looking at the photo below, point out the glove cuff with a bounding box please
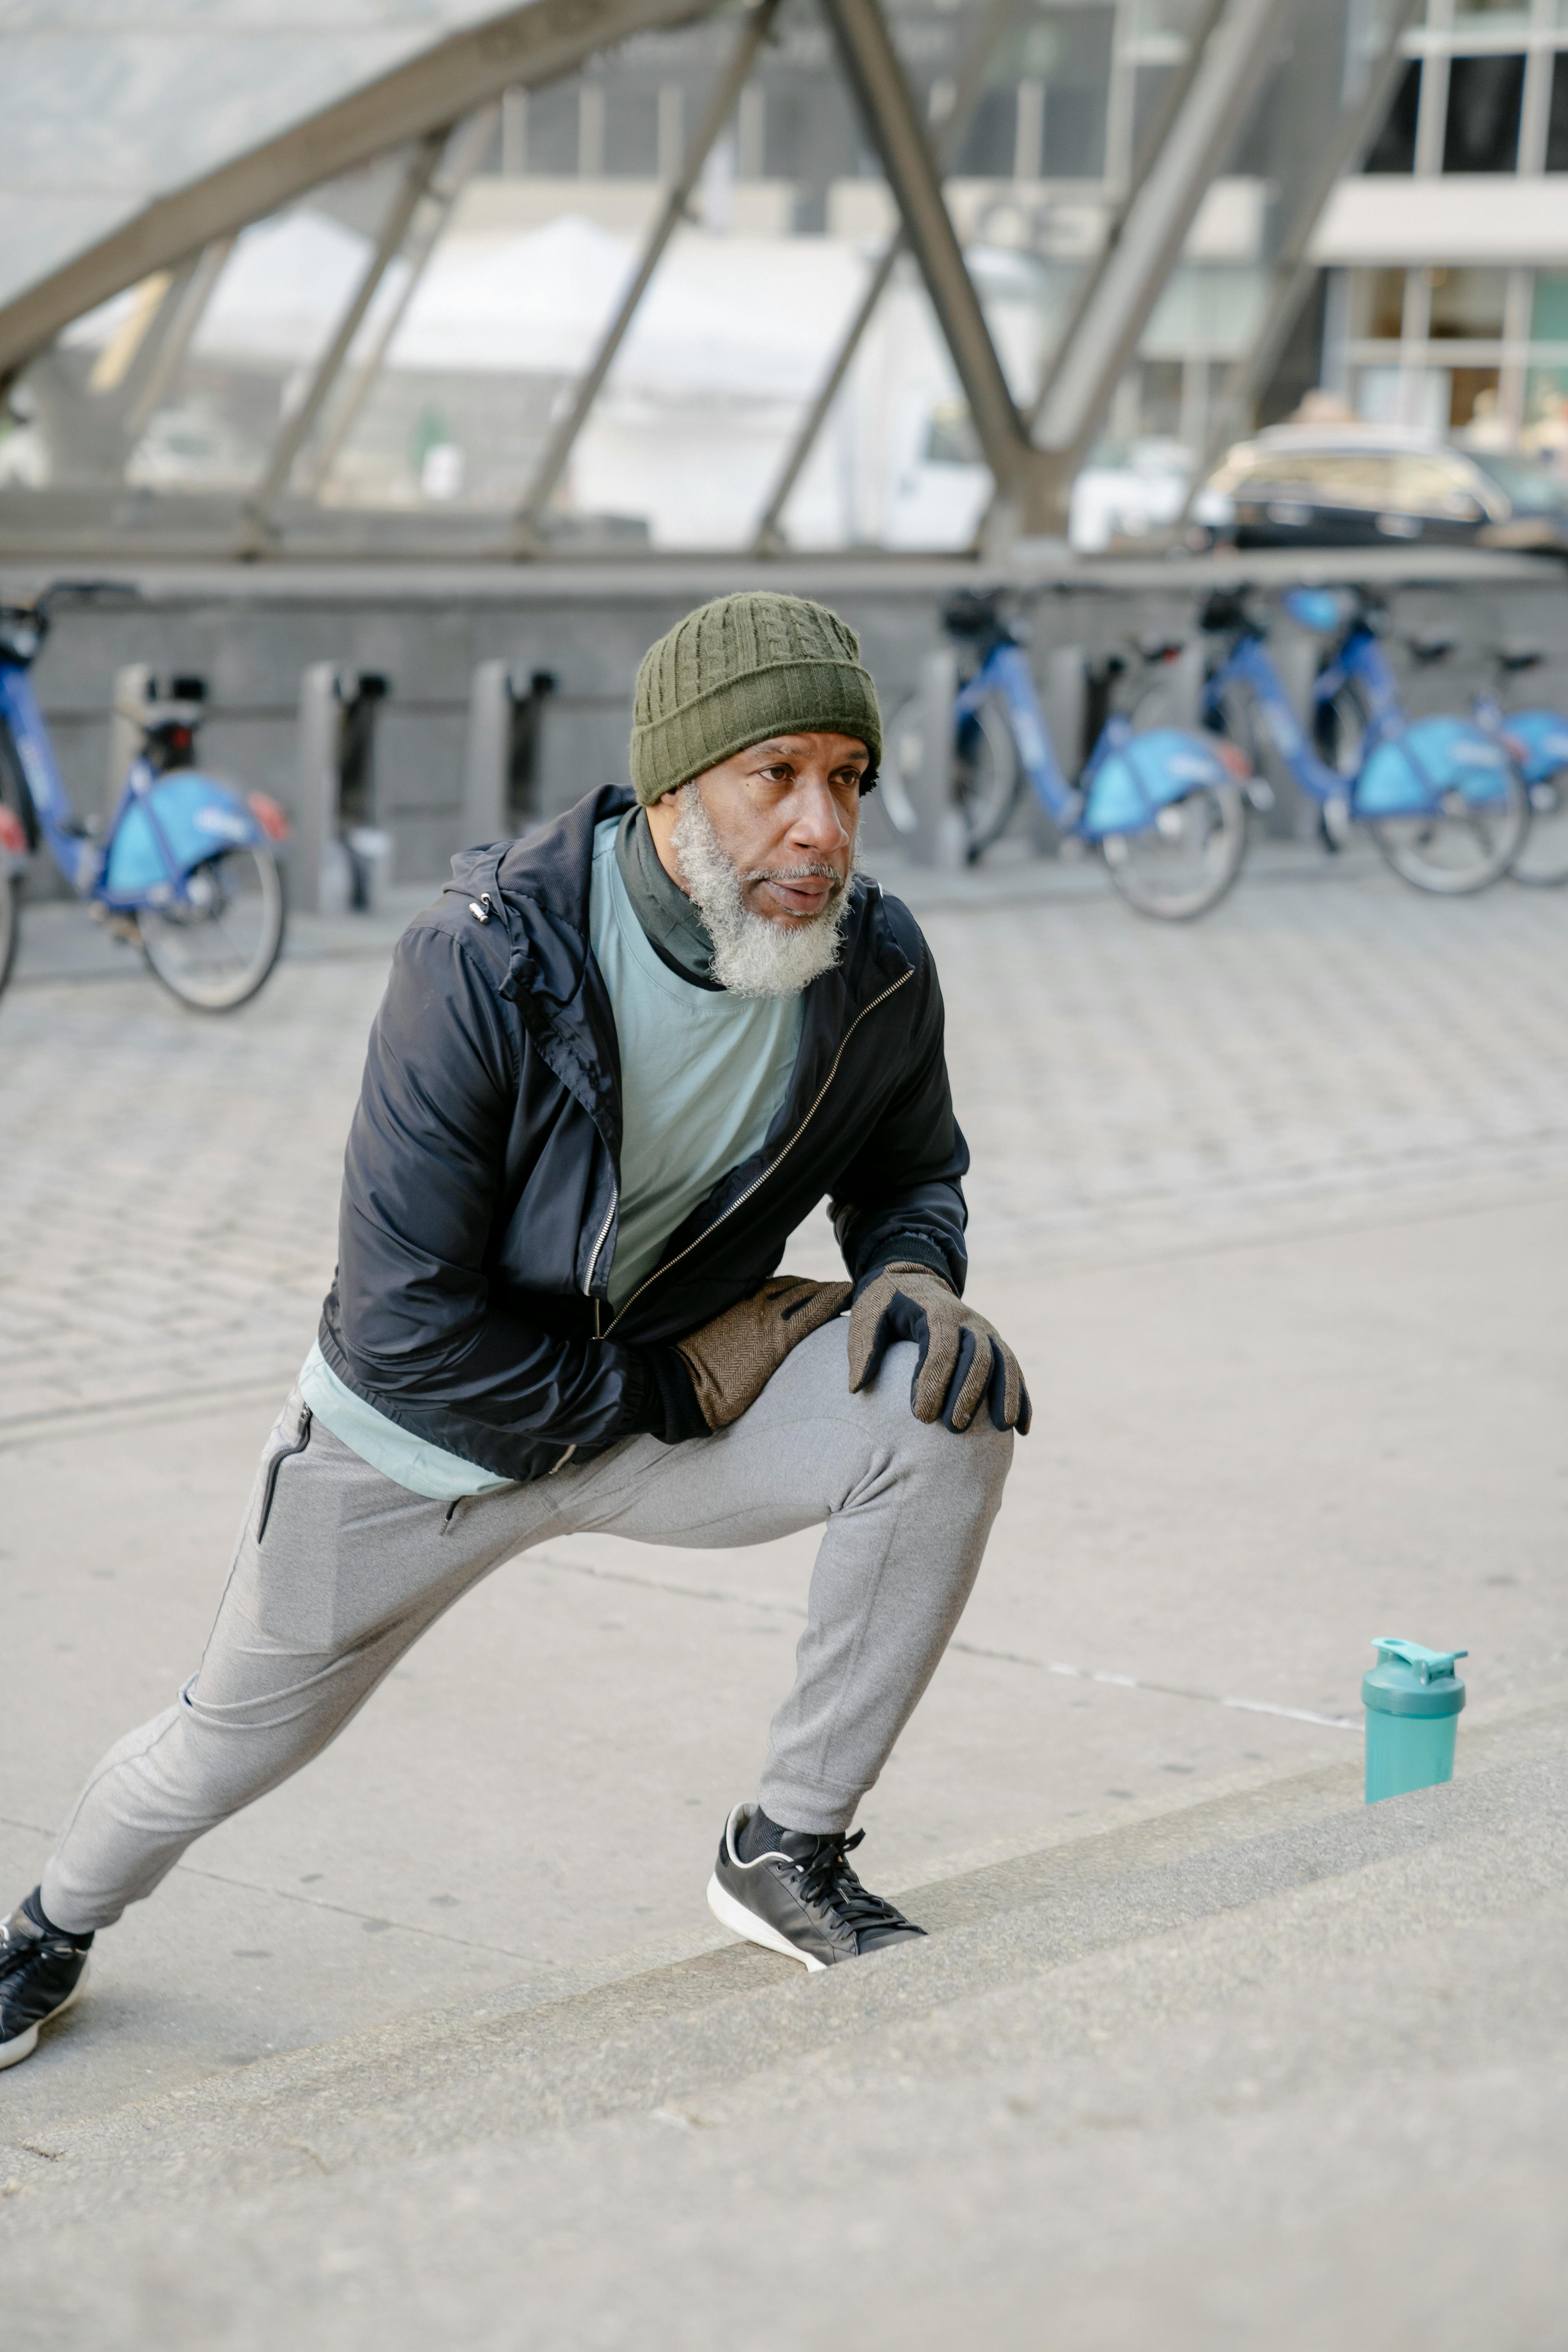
[851,1245,955,1303]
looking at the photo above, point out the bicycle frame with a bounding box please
[965,637,1238,838]
[1205,617,1513,821]
[0,657,267,911]
[960,640,1079,824]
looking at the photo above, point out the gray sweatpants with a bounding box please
[41,1324,1012,1935]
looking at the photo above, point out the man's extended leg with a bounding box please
[34,1389,561,1937]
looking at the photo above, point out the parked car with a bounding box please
[1193,426,1568,555]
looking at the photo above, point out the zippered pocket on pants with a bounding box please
[257,1405,312,1544]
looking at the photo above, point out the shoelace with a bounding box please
[791,1830,913,1938]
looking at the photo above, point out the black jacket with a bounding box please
[318,786,969,1483]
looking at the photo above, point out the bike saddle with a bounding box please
[1198,589,1259,635]
[1136,633,1185,664]
[942,588,1007,640]
[1498,646,1544,673]
[1406,635,1455,665]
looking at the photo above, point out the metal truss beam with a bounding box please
[0,0,728,381]
[1024,0,1227,437]
[751,0,1023,554]
[819,0,1057,535]
[1180,0,1425,506]
[236,135,448,555]
[508,0,783,554]
[1029,0,1295,524]
[121,236,236,443]
[303,107,500,502]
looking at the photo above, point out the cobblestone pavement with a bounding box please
[2,859,1566,1432]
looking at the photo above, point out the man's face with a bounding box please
[648,731,867,925]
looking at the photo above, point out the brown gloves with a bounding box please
[673,1274,852,1431]
[847,1262,1030,1434]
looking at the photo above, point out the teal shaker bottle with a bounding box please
[1363,1638,1467,1803]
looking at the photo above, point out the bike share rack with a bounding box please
[460,661,555,849]
[294,664,391,915]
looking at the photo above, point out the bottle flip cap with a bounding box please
[1362,1637,1468,1719]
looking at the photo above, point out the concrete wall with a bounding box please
[6,547,1566,897]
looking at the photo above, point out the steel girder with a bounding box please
[0,0,730,384]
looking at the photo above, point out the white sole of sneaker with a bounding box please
[0,1963,89,2072]
[706,1874,826,1971]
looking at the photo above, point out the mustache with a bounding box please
[743,861,845,889]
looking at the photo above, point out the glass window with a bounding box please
[1425,266,1508,337]
[1548,56,1568,171]
[1364,61,1420,173]
[1454,0,1529,23]
[1523,367,1568,458]
[1473,449,1568,510]
[956,7,1113,183]
[1532,272,1568,339]
[1240,449,1399,508]
[1384,452,1490,514]
[1443,54,1525,173]
[1349,267,1408,341]
[1442,365,1501,430]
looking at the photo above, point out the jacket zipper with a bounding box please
[600,967,912,1339]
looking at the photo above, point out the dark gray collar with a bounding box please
[614,808,722,989]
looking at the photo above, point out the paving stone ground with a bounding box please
[4,850,1566,1432]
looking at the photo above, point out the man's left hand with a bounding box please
[848,1263,1030,1434]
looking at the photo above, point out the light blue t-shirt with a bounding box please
[301,820,803,1497]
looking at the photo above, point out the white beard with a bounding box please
[671,784,852,999]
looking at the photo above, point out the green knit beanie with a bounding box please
[629,591,882,806]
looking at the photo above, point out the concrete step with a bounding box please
[4,1699,1565,2352]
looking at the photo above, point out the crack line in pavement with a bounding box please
[0,1814,539,1962]
[528,1550,1358,1731]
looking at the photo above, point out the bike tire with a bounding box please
[1367,762,1530,896]
[954,688,1022,858]
[1510,768,1568,886]
[880,687,1021,858]
[0,874,18,1002]
[1100,781,1249,921]
[138,844,285,1011]
[880,693,925,837]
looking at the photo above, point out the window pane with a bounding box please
[1349,267,1407,340]
[1243,450,1397,507]
[1443,54,1524,173]
[1365,61,1420,173]
[1385,452,1487,512]
[1533,271,1568,339]
[1523,367,1568,457]
[1425,265,1508,336]
[1548,56,1568,171]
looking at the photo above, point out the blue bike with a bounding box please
[884,591,1256,920]
[1200,586,1529,897]
[0,584,289,1009]
[1416,637,1568,889]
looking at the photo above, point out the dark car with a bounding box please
[1195,427,1568,555]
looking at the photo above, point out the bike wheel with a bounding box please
[138,845,285,1011]
[880,688,1020,858]
[880,693,924,837]
[1367,764,1529,895]
[1100,782,1248,921]
[1510,768,1568,886]
[954,688,1021,857]
[0,874,18,1001]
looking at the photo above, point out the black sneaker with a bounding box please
[707,1802,927,1971]
[0,1895,93,2071]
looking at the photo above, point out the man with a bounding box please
[0,591,1028,2069]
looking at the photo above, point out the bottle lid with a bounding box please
[1362,1636,1467,1719]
